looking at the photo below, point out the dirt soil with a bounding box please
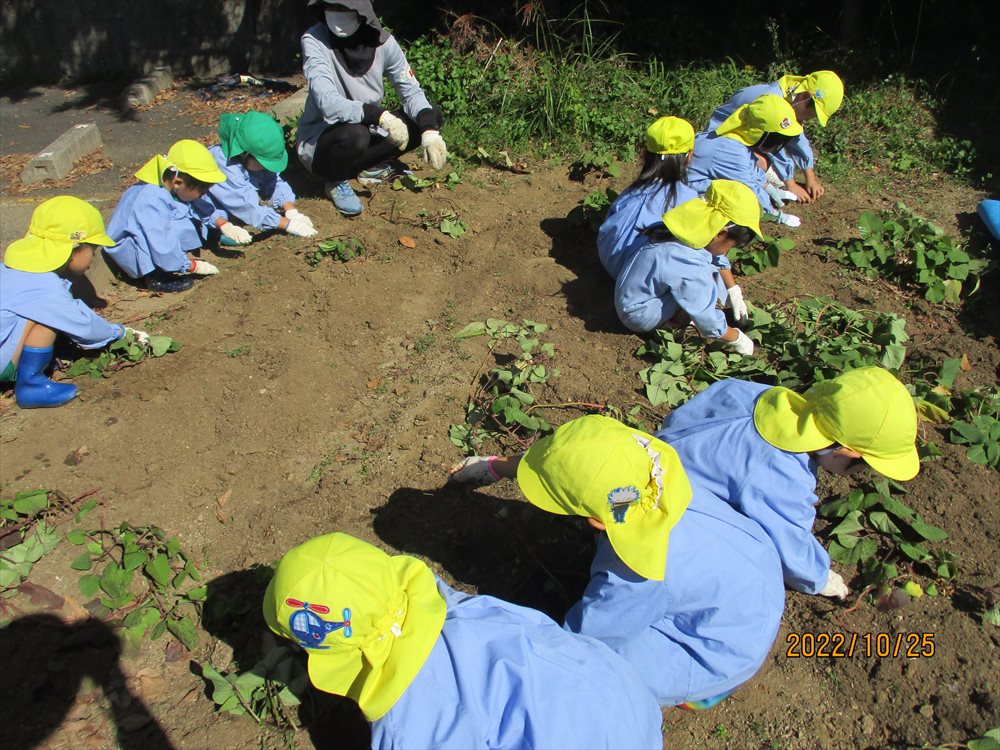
[1,84,998,750]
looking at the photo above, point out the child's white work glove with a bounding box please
[726,285,749,325]
[220,222,253,245]
[190,259,220,275]
[818,570,850,599]
[124,327,151,347]
[284,208,314,229]
[764,166,785,188]
[775,212,802,228]
[448,456,501,486]
[285,212,317,237]
[379,111,410,149]
[764,182,799,208]
[723,329,755,356]
[421,130,448,170]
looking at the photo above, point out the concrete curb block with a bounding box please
[271,87,308,126]
[19,123,103,185]
[121,66,174,110]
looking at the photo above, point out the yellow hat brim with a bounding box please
[4,228,114,273]
[753,387,834,453]
[517,429,692,581]
[663,197,728,249]
[4,236,73,273]
[715,106,759,146]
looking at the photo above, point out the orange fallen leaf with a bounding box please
[960,353,971,370]
[216,488,232,523]
[398,235,417,248]
[367,377,381,391]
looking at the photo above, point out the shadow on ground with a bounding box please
[540,216,623,333]
[372,484,595,621]
[0,614,173,749]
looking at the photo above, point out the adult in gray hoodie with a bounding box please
[297,1,448,215]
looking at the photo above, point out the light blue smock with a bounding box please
[203,145,296,230]
[105,184,210,278]
[655,379,830,594]
[707,82,816,182]
[372,579,663,750]
[0,264,124,369]
[686,132,774,214]
[297,24,432,172]
[564,491,785,707]
[614,237,728,336]
[597,180,700,278]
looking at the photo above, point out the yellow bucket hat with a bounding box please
[663,179,763,249]
[134,139,226,186]
[4,196,114,274]
[645,116,695,155]
[753,367,919,480]
[779,71,844,127]
[715,93,804,146]
[263,533,446,721]
[516,415,693,581]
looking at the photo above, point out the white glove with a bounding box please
[764,166,785,188]
[285,208,314,230]
[818,570,850,599]
[764,183,799,208]
[775,212,802,228]
[726,285,749,324]
[379,111,410,149]
[722,329,754,355]
[285,212,317,237]
[448,456,501,486]
[190,259,220,275]
[421,130,448,171]
[125,327,150,347]
[220,222,252,245]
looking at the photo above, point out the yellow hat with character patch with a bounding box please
[4,196,114,274]
[263,533,446,721]
[753,366,919,480]
[516,415,692,580]
[716,93,803,146]
[780,71,844,127]
[663,179,763,249]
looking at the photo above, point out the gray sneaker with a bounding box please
[357,164,395,185]
[325,181,363,216]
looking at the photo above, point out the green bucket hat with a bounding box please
[218,111,288,173]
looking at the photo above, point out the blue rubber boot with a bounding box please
[14,346,78,409]
[979,199,1000,241]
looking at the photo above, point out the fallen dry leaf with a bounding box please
[398,235,417,248]
[216,488,232,523]
[960,353,971,370]
[366,377,382,391]
[16,582,65,611]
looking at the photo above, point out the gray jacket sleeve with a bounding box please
[381,38,432,121]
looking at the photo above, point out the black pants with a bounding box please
[311,107,442,182]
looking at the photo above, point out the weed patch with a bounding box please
[65,331,181,379]
[637,297,908,408]
[308,236,365,266]
[834,204,990,304]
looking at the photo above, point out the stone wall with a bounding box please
[0,0,313,85]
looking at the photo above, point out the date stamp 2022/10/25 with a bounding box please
[785,632,935,658]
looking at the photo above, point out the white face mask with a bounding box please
[326,9,362,37]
